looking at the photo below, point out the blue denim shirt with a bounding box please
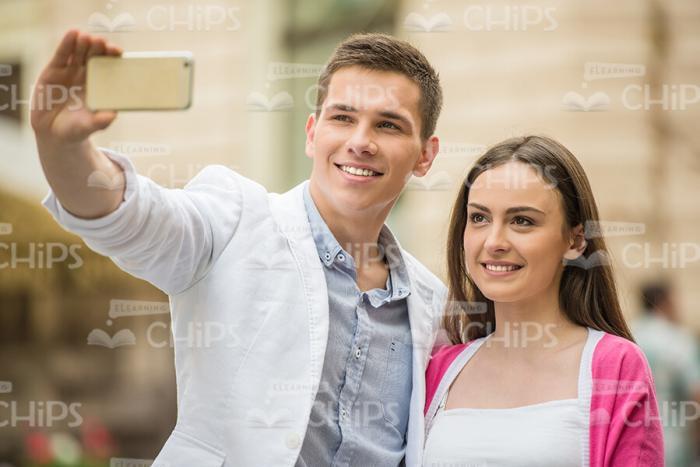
[296,185,413,467]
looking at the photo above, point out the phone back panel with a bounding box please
[86,53,193,111]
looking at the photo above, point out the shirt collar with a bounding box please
[303,184,345,267]
[302,184,411,301]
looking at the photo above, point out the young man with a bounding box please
[33,30,446,466]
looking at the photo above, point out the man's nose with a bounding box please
[346,123,377,157]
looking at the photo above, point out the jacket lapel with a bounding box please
[268,181,330,392]
[404,267,439,465]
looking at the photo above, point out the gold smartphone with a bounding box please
[86,52,193,111]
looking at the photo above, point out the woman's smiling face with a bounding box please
[463,161,575,304]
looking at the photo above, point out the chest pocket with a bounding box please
[380,339,413,437]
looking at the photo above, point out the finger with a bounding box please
[73,33,90,67]
[49,29,79,68]
[105,44,123,57]
[92,110,118,131]
[86,38,106,60]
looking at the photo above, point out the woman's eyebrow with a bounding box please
[467,202,545,215]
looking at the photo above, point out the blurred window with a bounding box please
[0,62,21,124]
[0,289,31,343]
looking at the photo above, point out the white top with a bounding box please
[423,328,601,467]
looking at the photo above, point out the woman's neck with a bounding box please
[488,290,587,355]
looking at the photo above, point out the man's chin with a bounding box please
[330,192,386,215]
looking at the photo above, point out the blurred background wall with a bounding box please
[0,0,698,465]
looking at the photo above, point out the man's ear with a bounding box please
[412,135,440,177]
[563,223,588,261]
[305,113,317,159]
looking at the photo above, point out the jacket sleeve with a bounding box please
[590,335,665,467]
[42,149,244,295]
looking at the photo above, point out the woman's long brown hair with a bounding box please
[443,135,635,344]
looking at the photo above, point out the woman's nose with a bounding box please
[483,224,511,254]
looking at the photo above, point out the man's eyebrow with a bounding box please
[378,110,413,129]
[467,202,546,216]
[326,103,357,113]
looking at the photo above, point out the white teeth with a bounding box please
[340,165,378,177]
[484,264,520,272]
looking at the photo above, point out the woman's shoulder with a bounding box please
[427,341,476,376]
[425,340,482,392]
[424,341,476,414]
[590,330,654,381]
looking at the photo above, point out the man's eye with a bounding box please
[332,114,352,122]
[378,121,400,130]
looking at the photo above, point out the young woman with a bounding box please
[423,136,663,466]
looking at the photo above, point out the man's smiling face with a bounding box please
[305,66,438,218]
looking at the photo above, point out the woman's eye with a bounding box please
[469,213,487,224]
[378,121,400,130]
[513,216,533,226]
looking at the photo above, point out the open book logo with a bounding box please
[564,250,610,269]
[562,91,610,112]
[87,170,125,191]
[406,171,453,191]
[242,237,297,270]
[246,407,294,428]
[246,91,294,112]
[0,381,12,394]
[590,408,611,426]
[403,12,453,32]
[87,328,136,348]
[87,12,136,32]
[413,281,435,305]
[243,254,296,271]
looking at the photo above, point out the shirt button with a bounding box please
[338,253,345,262]
[341,408,347,418]
[324,252,331,261]
[355,349,361,359]
[286,433,301,449]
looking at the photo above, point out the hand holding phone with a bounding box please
[30,29,123,143]
[32,29,129,220]
[32,30,196,220]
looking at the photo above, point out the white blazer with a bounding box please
[43,151,448,467]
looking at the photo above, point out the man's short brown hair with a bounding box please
[316,33,442,140]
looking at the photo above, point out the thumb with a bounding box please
[91,110,118,131]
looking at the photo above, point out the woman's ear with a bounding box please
[563,223,588,260]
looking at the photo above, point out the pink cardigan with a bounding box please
[424,330,664,466]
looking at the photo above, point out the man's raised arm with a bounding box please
[32,29,124,219]
[32,30,245,295]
